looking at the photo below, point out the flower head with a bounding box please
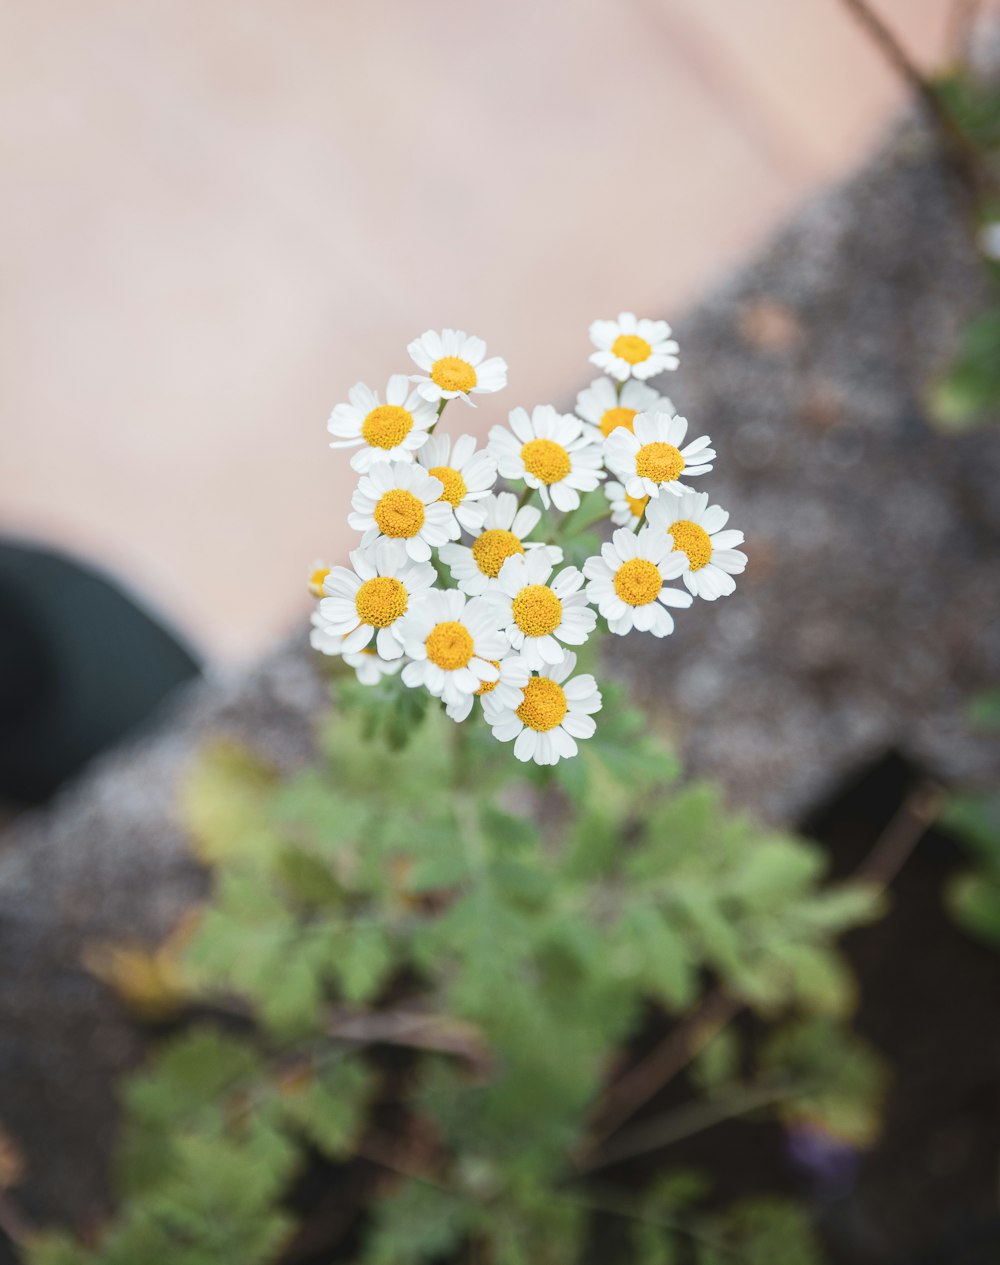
[604,412,715,500]
[349,461,460,563]
[483,651,601,765]
[328,375,438,473]
[310,611,405,685]
[589,313,679,382]
[399,590,509,707]
[603,482,648,530]
[487,550,596,671]
[439,492,562,596]
[646,491,747,600]
[416,433,497,535]
[583,527,693,636]
[407,329,508,405]
[307,559,332,597]
[445,653,532,723]
[488,405,604,512]
[575,377,674,438]
[319,542,436,659]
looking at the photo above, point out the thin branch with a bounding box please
[835,0,985,196]
[577,987,742,1160]
[852,780,946,889]
[556,1185,742,1259]
[578,1081,806,1174]
[328,1005,491,1071]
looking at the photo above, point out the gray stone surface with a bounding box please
[3,114,1000,1228]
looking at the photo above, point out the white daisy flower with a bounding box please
[327,375,437,473]
[646,491,748,601]
[445,654,532,723]
[318,542,436,659]
[348,461,459,563]
[483,651,602,766]
[407,329,508,406]
[309,611,405,685]
[487,550,596,671]
[603,481,649,530]
[575,376,674,439]
[416,433,497,535]
[399,589,509,708]
[487,405,604,513]
[604,412,715,500]
[583,527,693,636]
[589,312,679,382]
[439,492,562,596]
[307,559,331,597]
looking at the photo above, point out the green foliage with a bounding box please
[31,684,883,1264]
[941,691,1000,948]
[927,69,1000,430]
[759,1018,886,1147]
[931,301,1000,429]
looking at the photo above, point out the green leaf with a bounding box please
[181,742,280,865]
[760,1018,886,1147]
[947,871,1000,947]
[277,1059,374,1159]
[364,1181,478,1265]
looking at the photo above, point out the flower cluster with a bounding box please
[310,316,746,764]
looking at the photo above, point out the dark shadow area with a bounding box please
[0,541,200,815]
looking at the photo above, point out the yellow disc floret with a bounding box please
[516,676,568,732]
[613,558,662,607]
[361,404,413,450]
[626,491,648,520]
[373,489,426,538]
[472,529,524,578]
[475,659,502,696]
[635,442,685,485]
[355,576,408,628]
[512,584,563,637]
[521,438,571,485]
[668,520,713,572]
[431,356,477,393]
[611,333,652,365]
[425,620,475,671]
[600,406,638,437]
[429,465,468,507]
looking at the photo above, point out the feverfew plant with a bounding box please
[311,316,748,764]
[30,316,885,1265]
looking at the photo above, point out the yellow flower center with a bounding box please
[521,438,571,485]
[373,488,426,539]
[635,442,685,485]
[516,676,568,732]
[625,492,648,520]
[361,404,413,450]
[308,565,330,596]
[471,529,525,578]
[611,333,652,365]
[512,584,562,637]
[429,465,468,508]
[475,659,501,696]
[431,356,477,393]
[613,558,662,606]
[425,620,474,671]
[669,520,713,572]
[600,406,638,437]
[355,576,408,628]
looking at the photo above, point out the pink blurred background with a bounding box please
[0,0,987,662]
